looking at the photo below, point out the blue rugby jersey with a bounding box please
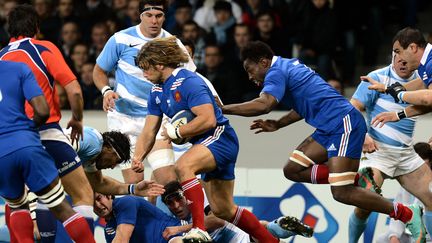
[0,61,43,157]
[418,43,432,88]
[262,56,353,132]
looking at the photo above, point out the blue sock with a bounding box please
[36,209,57,243]
[424,210,432,236]
[0,224,10,242]
[348,212,368,243]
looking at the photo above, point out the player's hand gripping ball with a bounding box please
[169,110,196,145]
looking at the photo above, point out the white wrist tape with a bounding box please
[101,85,113,97]
[165,123,181,139]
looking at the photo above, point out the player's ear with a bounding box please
[155,64,164,71]
[260,58,271,68]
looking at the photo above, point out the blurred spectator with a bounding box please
[112,0,128,21]
[69,43,90,76]
[327,78,344,95]
[59,21,82,58]
[296,0,338,80]
[79,62,102,110]
[123,0,141,27]
[76,0,113,39]
[181,20,206,69]
[89,22,110,60]
[197,44,243,104]
[193,0,242,33]
[241,0,270,30]
[0,0,18,48]
[206,1,236,54]
[254,10,290,57]
[230,23,261,101]
[46,0,81,43]
[168,0,193,36]
[105,15,124,36]
[33,0,55,41]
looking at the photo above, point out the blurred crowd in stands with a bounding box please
[0,0,431,110]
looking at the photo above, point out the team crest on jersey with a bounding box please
[175,90,182,102]
[155,96,161,104]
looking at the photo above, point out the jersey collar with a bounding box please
[420,43,432,66]
[9,36,31,44]
[135,25,165,41]
[271,56,278,67]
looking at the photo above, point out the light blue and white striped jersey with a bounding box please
[96,25,196,117]
[352,65,419,147]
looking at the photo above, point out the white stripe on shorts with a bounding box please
[338,114,352,157]
[201,126,225,146]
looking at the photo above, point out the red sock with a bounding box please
[181,178,205,230]
[5,204,18,243]
[63,213,95,243]
[354,173,360,186]
[230,207,278,243]
[9,209,33,243]
[311,164,329,184]
[389,203,413,223]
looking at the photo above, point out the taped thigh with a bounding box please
[328,172,357,186]
[148,149,175,170]
[38,180,66,208]
[5,189,28,209]
[290,150,315,168]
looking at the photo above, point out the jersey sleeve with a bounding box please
[147,90,163,116]
[114,197,138,225]
[96,35,121,72]
[261,69,285,102]
[422,62,432,88]
[352,73,379,108]
[182,76,213,109]
[41,41,77,87]
[21,64,44,101]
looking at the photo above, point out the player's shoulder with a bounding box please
[367,65,391,80]
[31,39,60,52]
[115,195,138,207]
[0,60,25,68]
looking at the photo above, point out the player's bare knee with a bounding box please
[37,180,67,209]
[285,150,314,180]
[330,186,353,204]
[5,190,28,209]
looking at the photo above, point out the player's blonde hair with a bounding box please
[136,36,189,70]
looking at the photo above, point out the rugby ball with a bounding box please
[170,110,196,145]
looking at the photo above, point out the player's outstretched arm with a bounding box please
[29,95,50,127]
[250,109,302,134]
[113,224,134,243]
[132,115,162,173]
[364,76,425,93]
[93,64,119,112]
[397,89,432,106]
[64,80,84,145]
[222,93,278,117]
[163,225,193,240]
